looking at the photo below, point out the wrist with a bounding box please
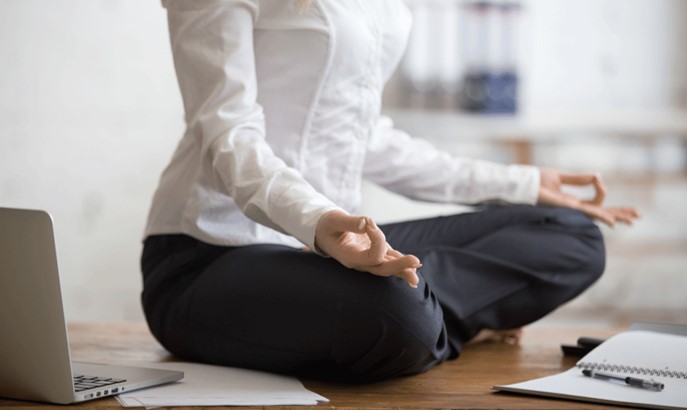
[313,210,348,257]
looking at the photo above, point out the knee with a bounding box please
[583,225,605,286]
[548,207,606,288]
[335,277,449,381]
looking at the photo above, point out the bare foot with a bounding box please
[465,327,523,346]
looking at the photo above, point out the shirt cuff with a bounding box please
[503,164,540,204]
[295,205,343,256]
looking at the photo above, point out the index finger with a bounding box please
[560,173,606,206]
[359,217,388,266]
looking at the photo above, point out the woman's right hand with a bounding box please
[314,210,421,288]
[537,168,640,227]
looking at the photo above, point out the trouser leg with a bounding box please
[141,235,452,382]
[140,205,604,381]
[380,205,605,351]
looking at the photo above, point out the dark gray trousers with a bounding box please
[141,205,604,382]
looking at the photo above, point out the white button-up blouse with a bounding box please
[144,0,540,251]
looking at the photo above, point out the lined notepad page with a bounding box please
[495,331,687,410]
[576,330,687,378]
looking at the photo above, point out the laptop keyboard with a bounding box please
[73,374,126,392]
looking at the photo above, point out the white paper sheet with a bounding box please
[114,361,329,407]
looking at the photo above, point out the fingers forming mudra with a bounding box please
[315,211,421,288]
[538,168,640,227]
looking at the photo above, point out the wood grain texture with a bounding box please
[0,323,624,409]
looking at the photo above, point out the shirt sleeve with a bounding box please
[362,115,541,205]
[164,0,341,251]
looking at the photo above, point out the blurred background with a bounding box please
[1,0,685,326]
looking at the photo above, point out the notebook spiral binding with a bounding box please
[576,362,687,379]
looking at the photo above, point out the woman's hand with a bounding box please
[314,210,421,288]
[537,168,640,227]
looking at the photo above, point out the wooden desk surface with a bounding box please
[1,323,625,409]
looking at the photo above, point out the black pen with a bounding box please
[582,369,664,392]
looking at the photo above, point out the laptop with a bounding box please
[0,207,183,404]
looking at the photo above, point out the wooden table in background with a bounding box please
[0,323,625,409]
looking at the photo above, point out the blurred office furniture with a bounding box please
[385,108,687,173]
[397,0,521,114]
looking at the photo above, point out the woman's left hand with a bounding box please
[314,210,421,287]
[537,168,640,227]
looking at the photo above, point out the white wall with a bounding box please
[0,0,183,321]
[520,0,687,113]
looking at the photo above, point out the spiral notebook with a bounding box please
[494,330,687,409]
